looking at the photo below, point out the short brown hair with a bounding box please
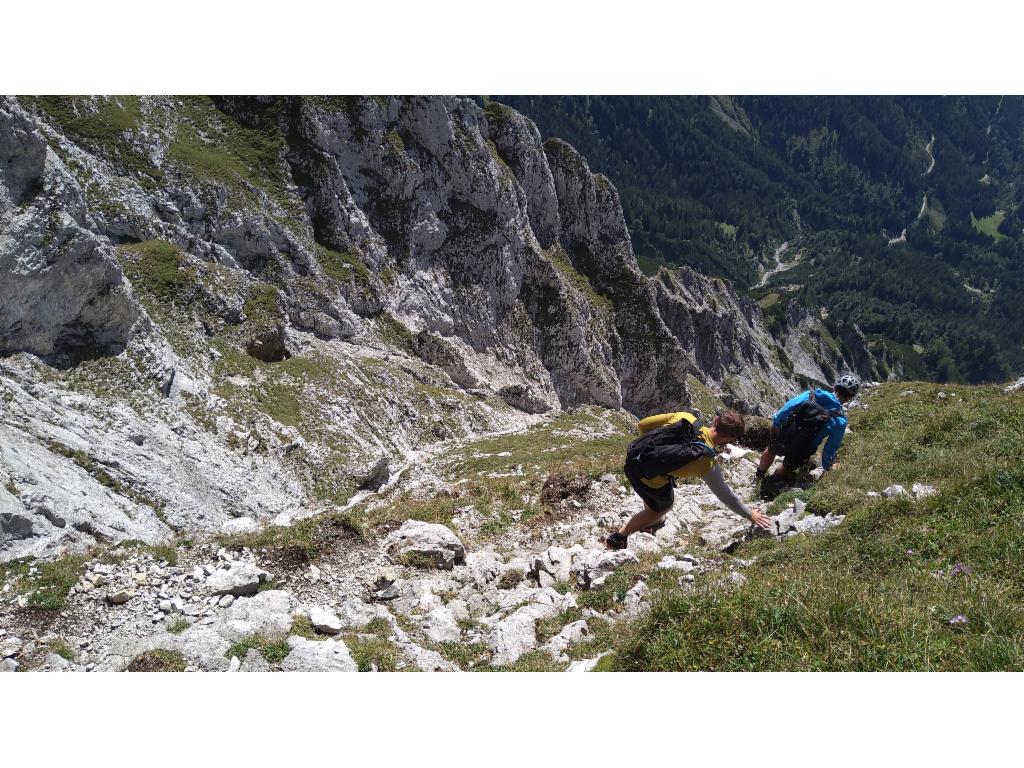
[714,410,745,439]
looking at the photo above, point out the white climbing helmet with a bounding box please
[834,374,861,397]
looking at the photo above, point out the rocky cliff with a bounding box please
[0,95,872,561]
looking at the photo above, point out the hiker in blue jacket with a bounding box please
[756,374,861,482]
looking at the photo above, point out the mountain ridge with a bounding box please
[492,95,1024,383]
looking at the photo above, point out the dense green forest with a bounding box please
[491,96,1024,383]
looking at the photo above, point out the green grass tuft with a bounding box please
[346,635,402,672]
[225,634,291,665]
[243,282,283,331]
[118,240,194,305]
[11,555,89,611]
[316,244,371,284]
[167,618,190,635]
[47,639,77,662]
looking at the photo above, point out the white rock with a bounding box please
[422,605,461,644]
[882,484,910,499]
[206,563,271,596]
[488,603,556,666]
[542,620,590,661]
[566,652,610,672]
[622,581,649,618]
[657,556,694,573]
[309,605,343,635]
[280,636,358,672]
[0,658,19,673]
[772,499,805,536]
[531,545,579,584]
[216,590,297,642]
[487,589,577,666]
[912,483,937,499]
[0,637,23,658]
[627,532,662,555]
[699,518,751,552]
[240,648,271,672]
[794,514,845,535]
[574,550,638,589]
[446,598,470,622]
[335,596,388,630]
[383,520,466,570]
[1004,377,1024,394]
[719,444,749,461]
[43,653,71,671]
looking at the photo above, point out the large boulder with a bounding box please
[215,589,297,641]
[206,562,272,596]
[280,636,358,672]
[487,589,577,666]
[309,605,343,635]
[384,520,466,570]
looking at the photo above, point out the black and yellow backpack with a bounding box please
[626,413,715,479]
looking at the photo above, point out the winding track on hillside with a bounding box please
[756,242,795,288]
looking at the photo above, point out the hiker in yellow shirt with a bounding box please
[606,409,771,550]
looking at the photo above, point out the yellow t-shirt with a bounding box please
[635,411,716,488]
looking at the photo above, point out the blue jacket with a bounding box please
[772,388,848,470]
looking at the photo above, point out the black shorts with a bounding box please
[624,460,674,513]
[768,427,814,471]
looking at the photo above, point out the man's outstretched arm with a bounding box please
[704,465,771,529]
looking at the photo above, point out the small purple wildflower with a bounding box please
[950,562,973,577]
[906,549,914,556]
[948,614,969,626]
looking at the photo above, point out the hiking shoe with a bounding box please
[604,532,628,551]
[638,519,666,536]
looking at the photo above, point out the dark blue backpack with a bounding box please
[776,389,841,455]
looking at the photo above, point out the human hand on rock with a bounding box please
[750,509,772,530]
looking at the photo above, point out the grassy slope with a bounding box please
[608,382,1024,670]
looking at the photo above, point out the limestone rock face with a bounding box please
[484,101,561,249]
[0,102,140,359]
